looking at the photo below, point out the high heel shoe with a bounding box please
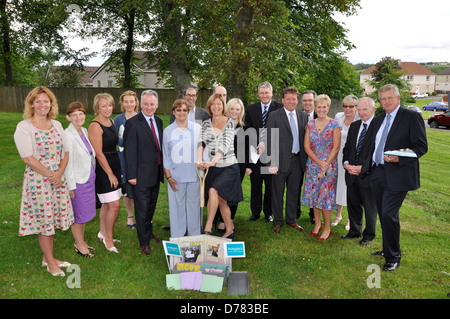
[98,232,120,243]
[42,260,71,268]
[224,232,235,239]
[74,243,94,258]
[318,230,332,241]
[310,225,322,237]
[46,266,65,277]
[102,238,119,253]
[331,216,342,227]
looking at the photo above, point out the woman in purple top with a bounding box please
[65,102,97,257]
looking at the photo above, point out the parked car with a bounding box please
[422,101,448,112]
[407,105,422,114]
[428,111,450,128]
[413,93,428,99]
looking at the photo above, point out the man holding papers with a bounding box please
[362,84,428,271]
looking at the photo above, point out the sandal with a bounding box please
[331,216,342,227]
[127,216,136,229]
[74,243,94,258]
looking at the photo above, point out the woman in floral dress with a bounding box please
[14,86,74,276]
[302,94,341,241]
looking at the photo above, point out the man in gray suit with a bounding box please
[264,87,309,233]
[170,84,210,124]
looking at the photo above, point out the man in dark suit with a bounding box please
[342,97,378,245]
[265,86,309,233]
[298,90,317,223]
[244,81,283,222]
[170,84,209,124]
[124,90,164,256]
[363,84,427,271]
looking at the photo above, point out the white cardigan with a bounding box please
[64,123,96,191]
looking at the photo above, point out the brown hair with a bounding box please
[23,86,58,120]
[205,93,226,116]
[66,101,87,115]
[119,90,139,112]
[282,86,299,98]
[171,99,189,112]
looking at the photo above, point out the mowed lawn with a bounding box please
[0,111,448,300]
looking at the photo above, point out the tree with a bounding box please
[76,0,152,88]
[367,56,411,113]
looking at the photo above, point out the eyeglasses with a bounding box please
[184,94,197,98]
[175,109,188,113]
[343,105,355,108]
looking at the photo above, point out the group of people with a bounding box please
[13,81,427,277]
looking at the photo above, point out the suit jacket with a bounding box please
[363,107,427,192]
[123,112,164,188]
[265,107,309,173]
[245,100,283,146]
[64,123,96,191]
[169,106,210,125]
[342,120,371,188]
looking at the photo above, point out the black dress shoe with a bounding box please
[383,261,400,271]
[150,234,162,242]
[265,216,273,222]
[359,238,372,245]
[247,215,260,221]
[371,250,384,256]
[341,233,361,239]
[140,245,151,257]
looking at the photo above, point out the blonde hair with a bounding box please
[315,94,331,108]
[93,93,115,115]
[205,93,226,116]
[23,86,58,120]
[225,98,245,127]
[119,90,139,112]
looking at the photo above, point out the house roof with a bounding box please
[437,67,450,75]
[361,61,436,75]
[90,50,156,80]
[47,65,100,85]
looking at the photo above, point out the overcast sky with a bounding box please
[334,0,450,64]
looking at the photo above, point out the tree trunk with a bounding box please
[0,0,13,86]
[227,0,254,104]
[122,10,135,88]
[161,0,191,98]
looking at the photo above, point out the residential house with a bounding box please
[360,61,436,95]
[46,65,99,87]
[435,67,450,93]
[90,51,165,88]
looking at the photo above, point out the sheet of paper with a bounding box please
[250,145,260,164]
[166,274,181,290]
[200,274,224,293]
[384,149,417,158]
[181,271,202,291]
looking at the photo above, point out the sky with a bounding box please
[334,0,450,64]
[74,0,450,67]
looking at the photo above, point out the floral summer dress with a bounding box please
[18,125,74,236]
[301,119,340,211]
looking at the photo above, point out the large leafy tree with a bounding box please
[147,0,361,104]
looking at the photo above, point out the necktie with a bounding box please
[375,114,391,166]
[355,123,367,163]
[150,118,162,164]
[289,112,300,154]
[262,105,268,128]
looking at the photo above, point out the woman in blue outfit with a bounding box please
[114,90,139,229]
[163,99,202,237]
[302,94,341,241]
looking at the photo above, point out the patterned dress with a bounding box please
[302,119,340,211]
[16,123,74,236]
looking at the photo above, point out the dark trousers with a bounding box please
[370,165,407,263]
[132,181,160,246]
[272,154,302,226]
[347,178,378,240]
[249,161,272,218]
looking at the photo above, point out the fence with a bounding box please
[0,86,344,117]
[0,87,213,115]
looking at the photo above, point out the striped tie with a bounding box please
[262,105,268,128]
[355,123,367,163]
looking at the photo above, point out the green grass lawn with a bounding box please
[0,112,449,300]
